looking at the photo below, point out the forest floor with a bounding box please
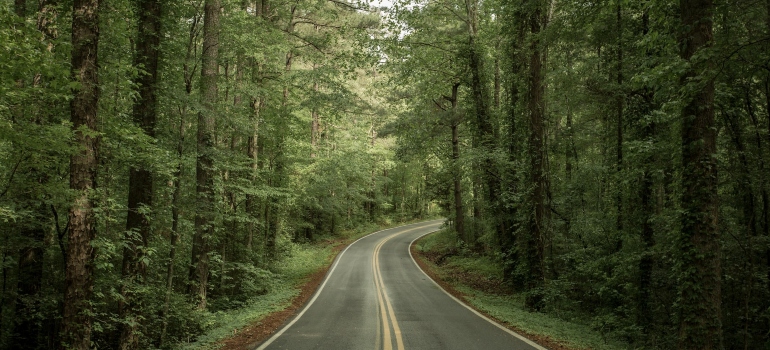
[411,229,630,350]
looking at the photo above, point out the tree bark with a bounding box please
[636,9,657,335]
[119,0,162,347]
[311,80,320,159]
[266,5,296,262]
[13,211,45,350]
[465,0,503,248]
[615,1,624,246]
[12,2,59,347]
[677,0,722,348]
[447,83,465,242]
[61,0,100,348]
[159,132,182,348]
[190,0,220,310]
[524,0,546,311]
[246,97,261,251]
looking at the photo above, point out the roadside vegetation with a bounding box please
[414,229,629,350]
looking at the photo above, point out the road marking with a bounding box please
[254,220,442,350]
[408,231,548,350]
[373,237,393,350]
[372,223,440,350]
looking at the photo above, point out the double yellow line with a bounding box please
[372,224,436,350]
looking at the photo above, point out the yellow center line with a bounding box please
[373,223,437,350]
[373,242,392,350]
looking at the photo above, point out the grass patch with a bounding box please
[414,229,630,350]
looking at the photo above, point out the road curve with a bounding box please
[255,220,545,350]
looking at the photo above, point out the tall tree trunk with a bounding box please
[14,210,45,350]
[119,0,162,347]
[764,0,770,311]
[311,81,320,159]
[524,0,546,311]
[615,1,624,247]
[636,10,656,335]
[61,0,100,348]
[446,83,465,242]
[452,122,465,241]
[677,0,722,348]
[246,97,260,251]
[159,119,183,348]
[501,4,527,281]
[246,3,266,253]
[190,0,220,310]
[266,5,296,262]
[160,16,198,343]
[638,152,655,334]
[760,78,770,304]
[465,0,503,248]
[12,2,59,347]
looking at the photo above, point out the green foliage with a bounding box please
[0,0,423,349]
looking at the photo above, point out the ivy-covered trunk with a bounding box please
[524,0,546,312]
[677,0,722,348]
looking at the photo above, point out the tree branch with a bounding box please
[51,204,68,269]
[0,154,25,198]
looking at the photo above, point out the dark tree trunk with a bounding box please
[12,4,60,346]
[677,0,722,348]
[245,4,263,252]
[465,0,503,248]
[246,98,260,251]
[311,80,320,159]
[14,0,25,16]
[447,83,465,242]
[452,122,465,241]
[501,4,527,282]
[524,0,546,311]
[61,0,100,348]
[636,9,656,335]
[638,158,655,333]
[13,212,45,350]
[265,5,296,262]
[119,0,162,347]
[764,0,770,309]
[160,104,186,348]
[190,0,220,310]
[760,79,770,304]
[615,2,624,245]
[494,55,500,109]
[565,103,573,180]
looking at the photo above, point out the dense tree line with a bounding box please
[3,0,770,348]
[386,0,769,348]
[0,1,438,349]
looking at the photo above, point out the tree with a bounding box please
[61,0,100,348]
[119,0,162,347]
[190,0,220,310]
[522,0,546,311]
[677,0,722,348]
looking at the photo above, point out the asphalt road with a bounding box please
[255,220,545,350]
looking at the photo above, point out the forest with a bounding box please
[0,0,768,349]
